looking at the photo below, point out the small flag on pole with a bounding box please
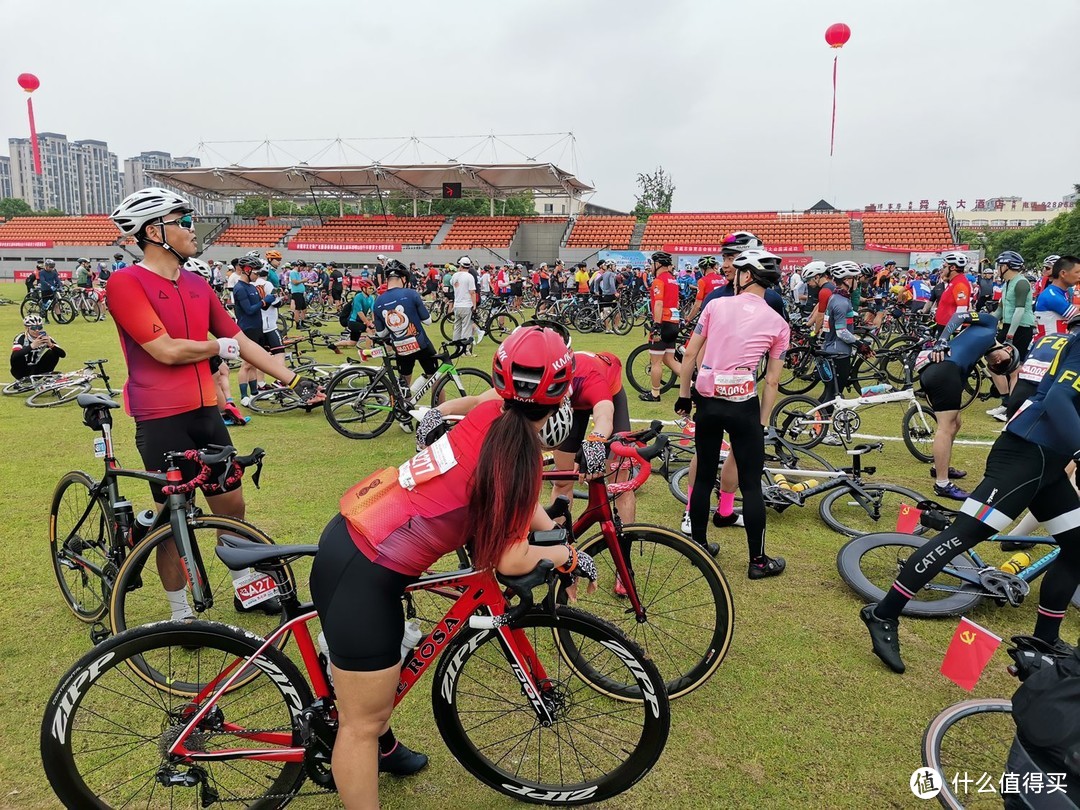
[941,617,1002,691]
[896,503,923,533]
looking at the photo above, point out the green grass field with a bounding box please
[2,282,1072,809]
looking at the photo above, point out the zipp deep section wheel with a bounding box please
[432,606,669,805]
[836,532,983,617]
[40,620,310,809]
[556,524,734,698]
[50,470,111,623]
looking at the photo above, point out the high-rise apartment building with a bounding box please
[74,139,122,214]
[8,132,122,214]
[0,156,11,200]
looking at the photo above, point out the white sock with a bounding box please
[936,480,949,488]
[166,588,192,620]
[230,567,252,583]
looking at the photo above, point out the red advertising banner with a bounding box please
[287,241,401,253]
[0,240,53,249]
[14,269,72,279]
[781,256,813,271]
[662,243,804,254]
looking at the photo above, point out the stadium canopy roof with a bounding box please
[145,163,593,201]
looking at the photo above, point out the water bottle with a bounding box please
[773,474,791,490]
[860,383,892,396]
[789,479,820,493]
[317,631,334,688]
[401,620,423,662]
[409,374,428,397]
[999,552,1031,575]
[130,509,156,546]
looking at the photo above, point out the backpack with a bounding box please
[1012,643,1080,780]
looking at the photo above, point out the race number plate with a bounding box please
[233,571,280,609]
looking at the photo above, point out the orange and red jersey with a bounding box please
[107,264,239,421]
[935,274,971,327]
[569,351,623,411]
[695,272,726,302]
[650,270,681,323]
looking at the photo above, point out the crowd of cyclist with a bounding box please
[14,183,1080,805]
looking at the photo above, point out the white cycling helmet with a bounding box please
[1044,254,1061,268]
[110,187,193,236]
[538,396,574,449]
[802,261,828,280]
[827,261,862,280]
[458,256,472,268]
[942,251,968,269]
[184,258,213,279]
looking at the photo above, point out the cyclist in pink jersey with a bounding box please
[108,188,321,621]
[309,326,598,806]
[676,250,790,579]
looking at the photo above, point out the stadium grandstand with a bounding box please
[0,158,972,273]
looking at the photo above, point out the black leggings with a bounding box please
[822,354,851,411]
[690,396,768,559]
[876,432,1080,642]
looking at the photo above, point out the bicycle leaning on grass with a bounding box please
[40,536,671,808]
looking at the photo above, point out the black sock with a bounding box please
[379,728,397,755]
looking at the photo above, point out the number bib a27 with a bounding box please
[398,434,458,490]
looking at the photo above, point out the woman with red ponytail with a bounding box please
[309,325,597,809]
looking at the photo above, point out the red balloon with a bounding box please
[17,73,40,93]
[825,23,851,49]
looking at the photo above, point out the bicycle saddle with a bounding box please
[77,393,119,409]
[215,534,318,572]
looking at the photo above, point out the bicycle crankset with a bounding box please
[977,568,1030,607]
[831,408,860,441]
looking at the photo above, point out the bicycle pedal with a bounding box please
[89,622,111,645]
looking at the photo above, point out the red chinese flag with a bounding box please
[896,503,922,533]
[940,618,1002,691]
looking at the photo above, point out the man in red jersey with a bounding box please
[640,251,682,402]
[686,255,724,322]
[933,252,972,334]
[108,188,320,620]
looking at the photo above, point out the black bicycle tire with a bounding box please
[625,343,676,395]
[26,380,91,408]
[109,515,295,690]
[429,367,493,407]
[40,620,309,809]
[556,524,734,699]
[20,297,37,319]
[432,605,670,805]
[53,297,76,324]
[769,393,827,450]
[819,483,932,537]
[439,312,455,342]
[322,366,396,439]
[484,310,520,344]
[902,403,937,464]
[921,698,1014,810]
[246,387,303,415]
[610,306,634,335]
[836,532,983,617]
[778,347,820,395]
[49,470,111,623]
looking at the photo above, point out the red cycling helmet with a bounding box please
[492,326,574,405]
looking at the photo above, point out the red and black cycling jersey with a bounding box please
[650,271,681,323]
[107,264,239,421]
[569,351,623,411]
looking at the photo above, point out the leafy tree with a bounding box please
[0,197,33,219]
[960,205,1080,266]
[631,167,675,220]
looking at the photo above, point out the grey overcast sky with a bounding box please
[2,0,1077,211]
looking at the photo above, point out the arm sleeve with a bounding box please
[106,273,170,346]
[937,311,975,344]
[232,284,262,316]
[831,298,859,344]
[1012,278,1032,323]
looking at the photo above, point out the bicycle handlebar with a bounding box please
[160,445,266,496]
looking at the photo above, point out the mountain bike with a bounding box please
[537,423,734,698]
[668,433,930,537]
[769,385,939,463]
[50,394,292,660]
[40,542,670,808]
[439,293,520,344]
[25,359,117,407]
[323,337,491,439]
[837,504,1080,617]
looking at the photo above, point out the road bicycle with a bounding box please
[25,359,118,407]
[668,431,930,537]
[67,286,108,322]
[21,287,76,323]
[323,337,491,439]
[40,540,670,807]
[570,295,633,335]
[837,503,1080,617]
[624,321,695,396]
[770,385,940,463]
[50,394,292,660]
[921,637,1075,810]
[438,292,520,344]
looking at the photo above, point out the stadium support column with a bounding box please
[490,196,494,216]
